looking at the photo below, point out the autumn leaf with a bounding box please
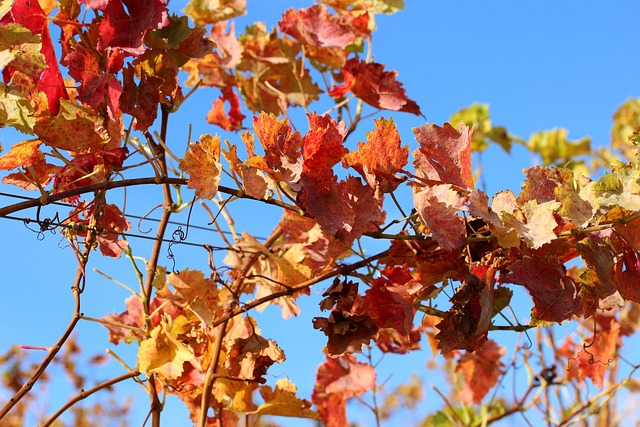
[53,148,129,203]
[206,86,245,130]
[138,315,195,380]
[312,355,376,427]
[0,139,43,170]
[614,248,640,304]
[353,269,416,337]
[456,339,505,404]
[313,278,378,356]
[342,117,408,193]
[184,0,246,25]
[2,159,60,190]
[329,58,421,115]
[252,379,321,420]
[413,122,473,189]
[120,66,161,132]
[4,0,68,114]
[279,4,357,67]
[34,99,115,153]
[225,333,285,383]
[179,134,222,199]
[414,184,467,251]
[435,274,493,353]
[505,257,582,325]
[165,269,219,326]
[82,0,169,56]
[527,128,590,166]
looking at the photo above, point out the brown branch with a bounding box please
[0,178,302,217]
[40,370,140,427]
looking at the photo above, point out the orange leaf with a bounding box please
[138,315,195,380]
[342,117,408,193]
[253,378,321,420]
[179,134,222,199]
[0,139,43,170]
[456,339,505,404]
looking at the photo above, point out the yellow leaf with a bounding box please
[138,315,194,380]
[184,0,246,25]
[252,379,321,420]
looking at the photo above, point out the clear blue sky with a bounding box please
[1,1,640,425]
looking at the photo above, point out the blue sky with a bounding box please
[2,1,640,426]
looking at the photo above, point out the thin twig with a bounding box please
[40,370,140,427]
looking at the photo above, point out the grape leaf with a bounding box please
[414,184,467,251]
[280,4,356,48]
[81,0,169,56]
[253,112,303,187]
[0,139,43,170]
[252,379,321,420]
[166,269,219,326]
[206,86,245,130]
[456,339,505,404]
[237,23,321,114]
[179,134,222,200]
[4,0,68,114]
[330,58,421,115]
[184,0,246,25]
[505,257,582,325]
[53,148,128,202]
[352,267,416,340]
[313,278,378,356]
[342,117,408,193]
[279,4,357,67]
[614,248,640,304]
[435,274,493,353]
[225,333,285,383]
[527,128,590,166]
[138,315,195,380]
[2,159,60,190]
[34,99,115,153]
[312,355,376,427]
[413,122,473,189]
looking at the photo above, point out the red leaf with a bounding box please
[83,0,170,56]
[614,248,640,304]
[64,47,123,120]
[414,184,467,251]
[329,58,422,115]
[353,270,416,337]
[120,66,160,131]
[413,122,473,189]
[505,257,582,324]
[312,355,375,427]
[206,86,245,131]
[53,147,128,203]
[280,5,356,49]
[435,274,493,353]
[5,0,68,114]
[299,175,385,243]
[342,117,408,193]
[456,339,506,404]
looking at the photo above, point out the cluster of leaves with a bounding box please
[3,0,640,426]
